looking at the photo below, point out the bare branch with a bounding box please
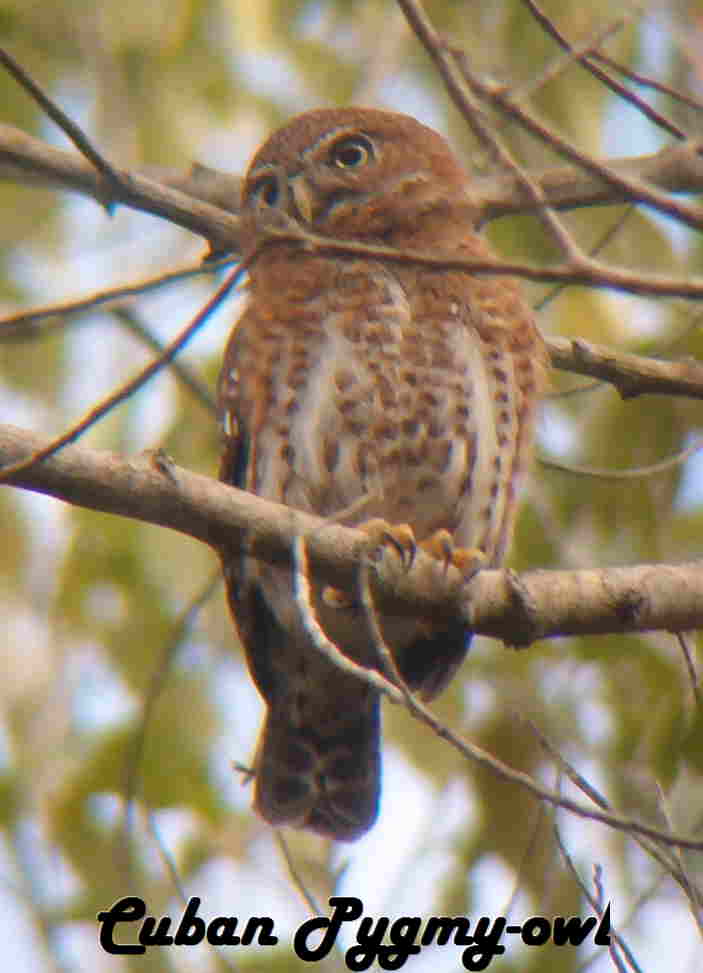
[1,422,703,645]
[292,536,702,852]
[507,16,626,105]
[112,307,216,414]
[4,120,703,255]
[395,1,583,261]
[0,124,240,248]
[542,437,703,480]
[480,141,703,221]
[546,336,703,400]
[590,50,703,114]
[0,46,124,202]
[654,781,703,934]
[274,832,323,916]
[0,267,239,482]
[396,0,703,232]
[254,223,703,298]
[0,255,232,340]
[675,631,702,710]
[450,51,703,233]
[520,0,685,139]
[526,719,701,900]
[554,827,642,972]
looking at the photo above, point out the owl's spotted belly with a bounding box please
[258,308,504,556]
[324,366,473,537]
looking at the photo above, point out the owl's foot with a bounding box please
[322,523,484,608]
[359,518,417,569]
[322,518,416,609]
[420,528,486,580]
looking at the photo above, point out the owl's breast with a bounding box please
[244,261,497,550]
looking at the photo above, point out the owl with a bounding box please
[217,107,545,841]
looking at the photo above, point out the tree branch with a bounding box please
[3,121,703,247]
[546,336,703,400]
[0,123,240,249]
[2,422,702,642]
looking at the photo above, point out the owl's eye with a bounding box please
[328,135,374,169]
[247,173,280,206]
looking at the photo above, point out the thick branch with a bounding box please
[2,122,703,247]
[1,422,701,642]
[0,124,240,249]
[479,140,703,220]
[547,336,703,400]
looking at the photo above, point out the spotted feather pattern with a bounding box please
[217,108,546,840]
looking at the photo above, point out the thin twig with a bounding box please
[0,255,233,340]
[113,306,216,414]
[443,43,703,234]
[501,801,548,920]
[524,719,699,899]
[255,221,703,298]
[396,0,583,262]
[123,572,222,838]
[548,377,603,399]
[509,17,625,104]
[520,0,685,140]
[291,536,703,850]
[534,204,636,313]
[0,264,242,482]
[654,781,703,935]
[554,825,640,973]
[591,49,703,113]
[358,559,415,702]
[675,631,702,710]
[541,436,703,479]
[145,811,239,973]
[274,832,323,915]
[0,46,124,201]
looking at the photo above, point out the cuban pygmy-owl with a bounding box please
[217,107,546,840]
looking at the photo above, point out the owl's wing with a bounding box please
[217,311,281,703]
[217,309,381,841]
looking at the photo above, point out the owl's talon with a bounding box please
[421,529,486,579]
[453,547,487,581]
[360,519,417,570]
[323,519,417,608]
[143,447,178,481]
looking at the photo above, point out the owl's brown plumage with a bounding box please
[217,108,546,840]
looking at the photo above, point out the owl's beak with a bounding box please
[289,173,315,225]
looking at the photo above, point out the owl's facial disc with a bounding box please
[241,112,476,247]
[245,164,291,213]
[243,127,386,234]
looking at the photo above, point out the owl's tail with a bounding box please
[252,694,381,841]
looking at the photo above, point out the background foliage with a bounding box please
[0,0,701,970]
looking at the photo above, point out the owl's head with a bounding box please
[239,107,477,251]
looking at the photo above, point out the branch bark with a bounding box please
[0,124,240,249]
[3,122,703,248]
[547,336,703,400]
[2,422,701,643]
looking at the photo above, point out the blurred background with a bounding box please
[0,0,701,969]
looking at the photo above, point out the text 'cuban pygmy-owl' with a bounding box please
[217,107,546,841]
